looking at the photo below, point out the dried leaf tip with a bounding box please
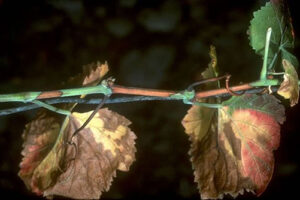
[278,59,299,106]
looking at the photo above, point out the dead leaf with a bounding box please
[43,108,136,199]
[19,62,136,199]
[19,108,136,199]
[18,61,110,193]
[82,61,109,86]
[18,111,67,195]
[200,45,219,89]
[182,94,285,199]
[277,59,299,106]
[65,61,109,88]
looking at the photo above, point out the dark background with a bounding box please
[0,0,300,199]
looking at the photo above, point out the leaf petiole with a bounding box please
[32,100,71,116]
[183,99,222,109]
[250,79,280,87]
[267,72,285,75]
[170,90,195,102]
[0,80,112,103]
[260,27,272,80]
[71,94,110,139]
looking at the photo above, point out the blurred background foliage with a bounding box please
[0,0,299,199]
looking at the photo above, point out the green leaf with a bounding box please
[222,94,285,122]
[249,1,297,68]
[281,49,299,68]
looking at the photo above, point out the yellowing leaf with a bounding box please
[183,45,219,157]
[19,108,136,199]
[277,59,299,106]
[43,108,136,199]
[201,45,219,88]
[18,62,110,195]
[19,61,135,199]
[18,112,66,195]
[183,45,219,142]
[182,94,285,199]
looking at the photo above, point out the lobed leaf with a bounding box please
[19,63,137,199]
[19,108,136,199]
[182,94,285,199]
[249,1,297,68]
[43,108,136,199]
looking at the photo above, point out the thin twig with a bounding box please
[225,75,245,96]
[0,87,276,116]
[186,75,228,91]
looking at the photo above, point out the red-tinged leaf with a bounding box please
[18,112,63,195]
[19,108,136,199]
[19,62,136,199]
[19,63,110,193]
[182,94,285,199]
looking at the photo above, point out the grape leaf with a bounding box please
[19,108,136,199]
[82,61,109,86]
[19,62,109,191]
[278,59,299,106]
[18,111,64,195]
[66,61,109,88]
[249,1,298,68]
[182,94,285,199]
[43,108,136,199]
[182,46,221,199]
[184,45,219,144]
[19,62,136,199]
[202,45,219,82]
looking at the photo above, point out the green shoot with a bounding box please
[260,27,272,80]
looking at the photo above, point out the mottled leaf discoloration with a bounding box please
[19,63,136,199]
[44,108,136,199]
[182,94,285,199]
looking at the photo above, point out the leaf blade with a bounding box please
[43,108,136,199]
[182,94,285,199]
[249,1,297,68]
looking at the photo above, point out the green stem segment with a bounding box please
[186,100,223,109]
[250,79,281,87]
[0,84,111,103]
[0,76,294,112]
[260,27,272,80]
